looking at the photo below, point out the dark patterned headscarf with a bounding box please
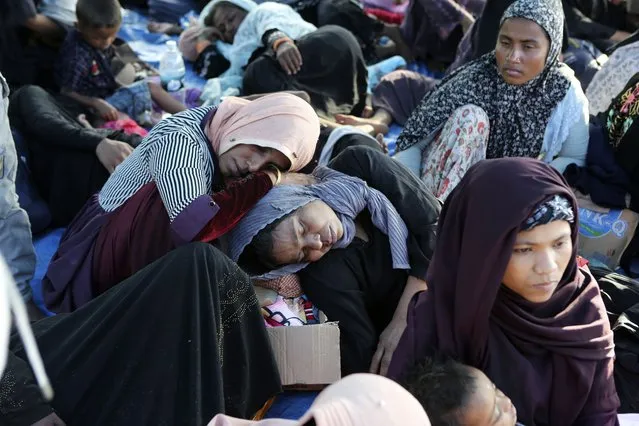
[395,0,572,160]
[522,194,574,230]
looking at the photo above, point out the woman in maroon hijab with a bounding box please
[388,158,619,425]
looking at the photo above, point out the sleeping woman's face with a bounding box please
[268,201,344,265]
[502,220,572,303]
[210,3,248,43]
[495,17,550,85]
[218,144,290,177]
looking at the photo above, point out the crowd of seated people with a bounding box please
[1,0,639,423]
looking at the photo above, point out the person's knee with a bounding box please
[451,104,490,132]
[9,85,47,103]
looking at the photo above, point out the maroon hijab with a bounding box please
[388,158,619,425]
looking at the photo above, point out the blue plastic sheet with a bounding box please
[119,9,206,89]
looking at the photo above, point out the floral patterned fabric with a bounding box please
[396,0,572,160]
[420,105,489,200]
[604,72,639,149]
[587,41,639,115]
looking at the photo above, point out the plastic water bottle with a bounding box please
[159,40,186,104]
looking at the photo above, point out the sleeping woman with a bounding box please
[228,146,441,375]
[181,0,369,118]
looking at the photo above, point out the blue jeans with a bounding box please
[0,73,35,301]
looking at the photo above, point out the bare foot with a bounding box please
[77,114,93,129]
[362,105,374,119]
[147,22,183,35]
[335,113,390,135]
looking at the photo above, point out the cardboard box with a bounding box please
[576,192,639,269]
[267,321,341,387]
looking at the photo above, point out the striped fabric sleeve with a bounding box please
[147,134,211,223]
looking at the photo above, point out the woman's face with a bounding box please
[268,200,344,265]
[218,144,290,177]
[502,220,572,303]
[211,3,248,43]
[495,17,550,85]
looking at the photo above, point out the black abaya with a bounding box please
[299,147,440,375]
[0,243,281,426]
[242,25,368,118]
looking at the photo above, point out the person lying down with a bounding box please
[228,146,441,376]
[401,356,518,426]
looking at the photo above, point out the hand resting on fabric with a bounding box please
[96,138,134,174]
[371,276,428,376]
[276,42,303,75]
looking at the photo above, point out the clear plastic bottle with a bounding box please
[159,40,186,104]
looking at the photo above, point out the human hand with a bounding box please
[279,172,317,186]
[201,26,223,42]
[92,99,119,121]
[96,138,134,173]
[370,317,407,376]
[30,413,66,426]
[276,42,303,75]
[376,133,389,154]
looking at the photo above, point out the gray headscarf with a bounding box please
[395,0,572,160]
[228,167,410,280]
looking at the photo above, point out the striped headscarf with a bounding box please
[228,167,410,280]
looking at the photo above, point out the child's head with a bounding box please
[401,356,517,426]
[76,0,122,50]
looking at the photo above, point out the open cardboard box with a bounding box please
[266,316,341,389]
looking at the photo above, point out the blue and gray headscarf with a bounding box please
[228,167,410,280]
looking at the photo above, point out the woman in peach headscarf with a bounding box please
[42,93,320,313]
[209,373,431,426]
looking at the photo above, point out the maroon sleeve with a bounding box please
[573,358,620,426]
[196,172,273,243]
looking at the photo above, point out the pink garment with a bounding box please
[261,296,306,327]
[208,374,430,426]
[101,118,149,137]
[205,93,320,171]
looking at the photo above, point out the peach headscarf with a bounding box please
[205,93,320,172]
[207,374,430,426]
